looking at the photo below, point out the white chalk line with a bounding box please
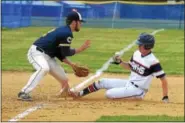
[8,28,164,122]
[71,28,165,91]
[8,104,44,122]
[8,103,61,122]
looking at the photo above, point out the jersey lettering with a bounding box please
[67,37,72,43]
[130,61,145,75]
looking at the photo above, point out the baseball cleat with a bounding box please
[17,92,32,101]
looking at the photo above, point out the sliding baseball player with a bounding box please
[75,33,169,103]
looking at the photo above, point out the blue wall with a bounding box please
[119,4,184,20]
[2,2,32,28]
[32,6,61,17]
[1,1,184,29]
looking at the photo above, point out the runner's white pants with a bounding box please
[21,45,67,94]
[95,78,146,99]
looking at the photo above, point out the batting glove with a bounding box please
[111,61,122,65]
[111,54,122,65]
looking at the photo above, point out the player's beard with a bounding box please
[75,21,80,32]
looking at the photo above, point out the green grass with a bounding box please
[2,27,184,75]
[96,115,184,121]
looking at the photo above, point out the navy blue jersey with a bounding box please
[33,26,75,61]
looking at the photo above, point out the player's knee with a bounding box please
[96,78,110,89]
[105,90,114,99]
[40,66,50,75]
[98,78,107,85]
[95,78,105,89]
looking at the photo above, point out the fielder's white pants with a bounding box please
[21,45,67,94]
[95,78,146,99]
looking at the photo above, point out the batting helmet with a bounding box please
[136,33,155,50]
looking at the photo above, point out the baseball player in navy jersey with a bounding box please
[18,11,90,101]
[75,33,169,103]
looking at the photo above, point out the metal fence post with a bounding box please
[58,3,63,26]
[178,4,183,29]
[112,1,118,28]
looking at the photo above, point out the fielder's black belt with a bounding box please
[131,82,139,88]
[36,46,54,58]
[36,46,44,53]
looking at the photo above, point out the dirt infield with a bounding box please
[2,72,184,121]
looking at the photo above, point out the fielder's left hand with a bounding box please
[68,91,79,98]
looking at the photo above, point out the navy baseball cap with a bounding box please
[66,11,86,23]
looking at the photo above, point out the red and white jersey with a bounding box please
[128,50,165,89]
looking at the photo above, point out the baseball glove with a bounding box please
[72,64,89,77]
